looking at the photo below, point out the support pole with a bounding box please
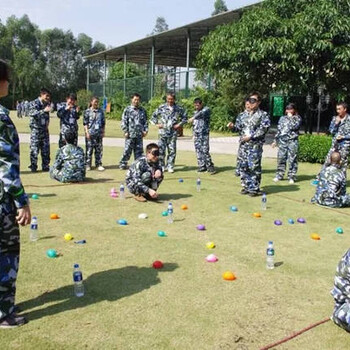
[86,62,90,91]
[123,49,127,97]
[150,42,155,99]
[185,29,191,98]
[103,56,106,98]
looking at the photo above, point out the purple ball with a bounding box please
[196,224,206,231]
[274,220,282,226]
[297,218,306,224]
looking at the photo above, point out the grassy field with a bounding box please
[10,111,233,139]
[2,143,350,350]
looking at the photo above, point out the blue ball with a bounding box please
[230,206,238,212]
[288,219,295,224]
[117,219,128,225]
[158,230,166,237]
[46,249,57,258]
[179,178,184,183]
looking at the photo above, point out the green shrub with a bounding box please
[298,134,332,163]
[109,91,128,120]
[77,89,93,110]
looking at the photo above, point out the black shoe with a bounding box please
[29,165,37,172]
[119,165,127,170]
[197,167,207,173]
[207,167,216,175]
[0,314,27,329]
[240,189,249,195]
[42,168,50,172]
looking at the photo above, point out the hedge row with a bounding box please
[298,134,332,164]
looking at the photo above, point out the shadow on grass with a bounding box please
[175,165,235,174]
[157,193,192,201]
[20,263,178,322]
[84,177,115,183]
[297,174,318,182]
[27,193,57,198]
[262,185,300,194]
[39,235,56,241]
[274,261,284,268]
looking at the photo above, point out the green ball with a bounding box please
[31,194,39,200]
[336,227,344,234]
[161,211,168,217]
[158,231,166,237]
[46,249,57,258]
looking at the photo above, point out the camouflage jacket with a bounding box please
[332,249,350,307]
[192,106,211,135]
[275,114,302,142]
[57,102,80,133]
[83,108,105,137]
[151,103,187,137]
[51,144,85,182]
[28,98,50,131]
[312,164,346,207]
[126,156,163,194]
[329,114,350,150]
[121,105,148,138]
[0,104,29,211]
[234,108,271,144]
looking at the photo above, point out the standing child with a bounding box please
[83,96,105,171]
[272,103,302,184]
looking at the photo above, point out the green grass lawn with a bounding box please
[2,144,350,350]
[10,111,234,139]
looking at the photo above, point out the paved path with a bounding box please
[19,133,278,158]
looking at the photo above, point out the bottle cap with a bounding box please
[32,216,37,219]
[74,263,79,268]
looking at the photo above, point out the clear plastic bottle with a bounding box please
[119,183,125,199]
[266,241,275,270]
[196,178,201,192]
[261,192,267,210]
[73,264,84,297]
[167,202,173,224]
[30,216,39,242]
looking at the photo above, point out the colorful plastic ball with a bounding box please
[222,271,236,281]
[178,178,184,183]
[288,219,295,224]
[50,213,59,219]
[138,213,148,219]
[46,249,57,258]
[297,218,306,224]
[230,206,238,212]
[161,211,168,217]
[117,219,128,225]
[31,194,39,200]
[157,230,166,237]
[181,204,188,210]
[311,233,321,240]
[64,233,73,241]
[152,260,163,269]
[206,254,218,262]
[274,220,282,226]
[110,192,118,198]
[206,242,216,249]
[196,224,206,231]
[336,227,344,234]
[253,212,262,218]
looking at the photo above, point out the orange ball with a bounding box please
[181,204,188,210]
[253,212,261,218]
[50,213,59,220]
[222,271,236,281]
[311,233,321,240]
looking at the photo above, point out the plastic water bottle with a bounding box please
[261,193,267,210]
[119,183,125,199]
[196,178,201,192]
[73,264,84,297]
[30,216,39,242]
[167,202,173,224]
[266,241,275,270]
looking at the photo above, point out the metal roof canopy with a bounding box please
[85,3,258,67]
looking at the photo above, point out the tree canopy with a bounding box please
[149,17,169,35]
[212,0,228,16]
[198,0,350,98]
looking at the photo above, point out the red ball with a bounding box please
[152,260,163,269]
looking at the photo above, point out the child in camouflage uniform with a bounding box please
[0,60,31,328]
[83,96,105,171]
[126,143,163,202]
[272,103,302,184]
[119,93,148,169]
[50,130,85,183]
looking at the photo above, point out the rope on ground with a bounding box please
[259,317,330,350]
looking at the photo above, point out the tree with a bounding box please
[212,0,228,16]
[150,17,169,35]
[198,0,350,98]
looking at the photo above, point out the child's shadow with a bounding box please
[19,263,178,322]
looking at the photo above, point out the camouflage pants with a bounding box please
[333,303,350,332]
[30,129,50,170]
[127,173,163,195]
[194,133,214,170]
[239,142,263,192]
[59,130,78,148]
[50,168,84,183]
[235,144,243,177]
[0,204,20,321]
[119,137,144,167]
[322,144,349,177]
[276,139,299,180]
[312,194,350,208]
[158,134,177,168]
[85,136,103,167]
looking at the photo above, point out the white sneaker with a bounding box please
[168,167,174,173]
[289,179,295,184]
[86,166,91,171]
[97,166,105,171]
[273,177,280,183]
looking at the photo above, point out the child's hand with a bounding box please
[271,141,277,148]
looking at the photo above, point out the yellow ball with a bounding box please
[206,242,216,249]
[64,233,73,241]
